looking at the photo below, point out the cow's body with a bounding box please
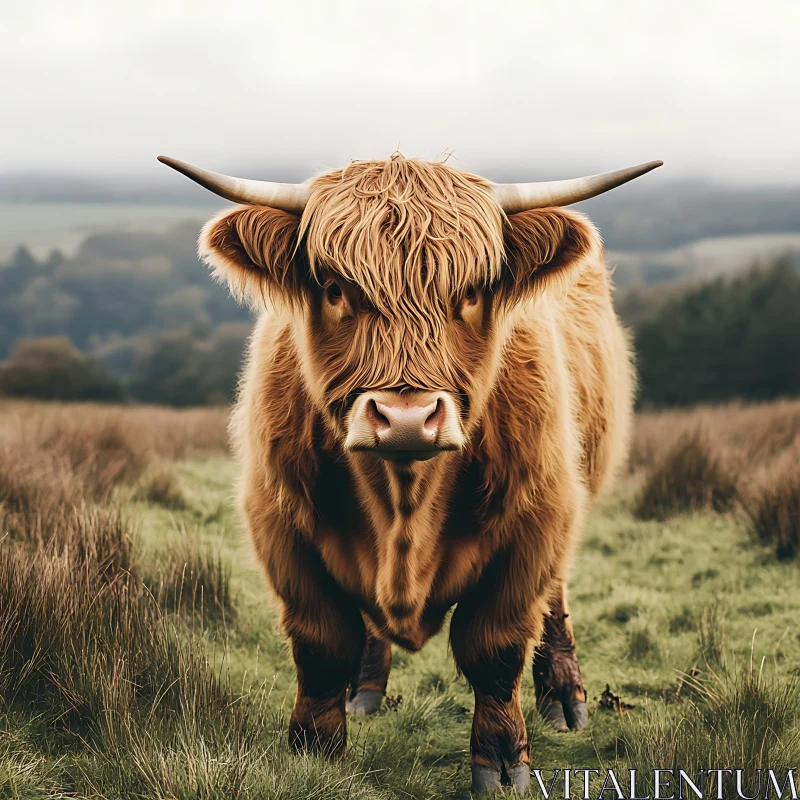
[234,252,632,650]
[183,154,644,793]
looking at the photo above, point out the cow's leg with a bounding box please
[275,540,366,757]
[287,608,365,756]
[451,626,530,793]
[533,581,588,732]
[450,565,537,794]
[346,619,391,716]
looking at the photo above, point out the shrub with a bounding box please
[741,436,800,559]
[634,429,738,520]
[138,466,187,509]
[0,337,123,402]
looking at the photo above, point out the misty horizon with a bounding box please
[3,0,799,187]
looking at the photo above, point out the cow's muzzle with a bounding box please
[344,391,464,461]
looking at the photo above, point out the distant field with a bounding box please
[1,399,799,798]
[2,200,799,287]
[0,201,214,259]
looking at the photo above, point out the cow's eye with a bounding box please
[325,281,345,306]
[458,286,479,314]
[455,286,482,321]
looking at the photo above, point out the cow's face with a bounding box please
[201,157,600,463]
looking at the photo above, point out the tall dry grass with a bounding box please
[633,429,738,521]
[0,400,233,708]
[146,527,234,619]
[0,400,278,798]
[619,661,800,791]
[0,503,267,799]
[631,399,800,473]
[0,400,228,539]
[632,400,800,557]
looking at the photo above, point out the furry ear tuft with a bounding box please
[199,206,303,305]
[502,208,603,299]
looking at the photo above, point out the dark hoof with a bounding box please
[346,689,383,716]
[564,699,588,731]
[538,697,569,732]
[471,765,501,794]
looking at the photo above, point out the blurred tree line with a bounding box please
[0,225,251,406]
[0,223,798,407]
[617,257,800,406]
[0,326,249,407]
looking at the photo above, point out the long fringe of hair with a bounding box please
[300,154,505,330]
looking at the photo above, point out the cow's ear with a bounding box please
[199,206,303,305]
[501,208,602,299]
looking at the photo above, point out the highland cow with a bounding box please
[160,152,659,793]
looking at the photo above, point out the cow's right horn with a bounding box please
[157,156,310,214]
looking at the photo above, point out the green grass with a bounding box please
[2,456,800,798]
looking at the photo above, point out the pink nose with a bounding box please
[366,396,444,451]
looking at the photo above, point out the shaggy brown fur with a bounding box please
[199,154,634,791]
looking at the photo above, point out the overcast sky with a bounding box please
[3,0,799,186]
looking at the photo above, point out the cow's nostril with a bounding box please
[424,399,444,436]
[366,399,391,434]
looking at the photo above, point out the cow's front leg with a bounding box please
[277,544,366,756]
[451,582,535,794]
[287,630,362,756]
[346,619,391,716]
[533,582,588,732]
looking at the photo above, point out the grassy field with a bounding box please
[1,400,799,798]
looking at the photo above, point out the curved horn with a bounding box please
[493,160,663,214]
[157,155,309,214]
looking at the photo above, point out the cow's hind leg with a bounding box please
[346,619,391,716]
[533,582,588,732]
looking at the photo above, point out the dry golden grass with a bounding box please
[739,434,800,559]
[137,466,188,509]
[631,398,800,472]
[0,400,248,798]
[0,399,228,539]
[633,429,738,521]
[633,400,800,557]
[146,528,233,619]
[0,399,230,458]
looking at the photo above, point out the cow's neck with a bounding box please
[350,452,457,646]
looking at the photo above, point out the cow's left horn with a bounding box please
[493,160,663,214]
[157,156,310,214]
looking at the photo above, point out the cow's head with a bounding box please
[160,153,660,463]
